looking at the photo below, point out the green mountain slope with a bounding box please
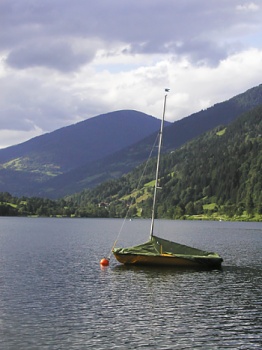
[69,105,262,220]
[1,84,262,199]
[0,110,164,196]
[37,84,262,198]
[163,83,262,150]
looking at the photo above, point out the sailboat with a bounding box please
[112,90,223,269]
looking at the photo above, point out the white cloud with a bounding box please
[0,128,43,149]
[1,0,262,148]
[236,2,259,12]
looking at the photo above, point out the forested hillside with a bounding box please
[67,105,262,221]
[1,84,262,198]
[1,105,261,220]
[36,84,262,198]
[1,97,262,220]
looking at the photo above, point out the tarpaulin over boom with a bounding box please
[113,235,216,257]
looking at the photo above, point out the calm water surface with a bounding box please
[0,217,261,349]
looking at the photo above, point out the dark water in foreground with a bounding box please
[0,217,262,349]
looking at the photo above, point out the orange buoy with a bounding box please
[100,258,110,266]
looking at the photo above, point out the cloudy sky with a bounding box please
[1,0,262,148]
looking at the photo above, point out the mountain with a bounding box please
[36,83,262,198]
[1,84,262,198]
[0,110,166,196]
[68,104,262,220]
[163,83,262,150]
[1,105,261,220]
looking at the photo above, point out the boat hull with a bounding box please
[113,252,222,269]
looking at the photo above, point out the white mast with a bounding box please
[150,89,169,238]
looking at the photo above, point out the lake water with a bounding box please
[0,217,262,349]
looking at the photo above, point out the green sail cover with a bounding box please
[113,235,217,257]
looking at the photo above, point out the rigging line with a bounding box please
[107,132,160,259]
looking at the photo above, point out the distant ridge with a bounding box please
[37,83,262,198]
[0,84,262,198]
[163,83,262,150]
[0,110,163,170]
[0,110,166,196]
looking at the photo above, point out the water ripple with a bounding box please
[0,218,262,349]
